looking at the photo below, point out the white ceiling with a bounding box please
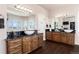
[7,4,79,17]
[39,4,79,17]
[39,4,79,11]
[7,4,33,16]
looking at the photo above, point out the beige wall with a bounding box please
[75,12,79,45]
[0,5,7,53]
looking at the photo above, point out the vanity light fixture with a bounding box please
[15,5,32,13]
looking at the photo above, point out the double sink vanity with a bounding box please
[46,29,75,45]
[6,31,43,54]
[6,29,75,54]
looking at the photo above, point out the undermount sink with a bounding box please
[64,30,73,33]
[24,30,35,35]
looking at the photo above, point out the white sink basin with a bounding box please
[64,30,73,33]
[24,30,35,35]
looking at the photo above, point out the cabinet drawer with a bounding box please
[52,32,60,34]
[8,45,22,54]
[53,34,60,39]
[8,39,21,47]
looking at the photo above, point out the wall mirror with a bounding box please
[51,16,75,30]
[7,5,37,32]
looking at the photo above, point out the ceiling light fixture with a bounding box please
[15,5,32,13]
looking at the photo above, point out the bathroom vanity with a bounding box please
[6,33,43,54]
[46,30,75,45]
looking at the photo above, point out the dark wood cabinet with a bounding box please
[22,36,39,53]
[38,33,43,47]
[6,34,43,54]
[46,32,52,40]
[66,33,74,45]
[61,32,74,45]
[31,36,38,51]
[22,37,32,53]
[22,34,43,53]
[52,32,61,42]
[46,31,75,45]
[61,32,67,44]
[6,38,22,54]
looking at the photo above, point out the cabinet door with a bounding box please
[32,36,38,51]
[52,32,61,42]
[67,33,74,45]
[46,32,52,40]
[23,37,32,53]
[61,32,67,44]
[38,34,43,47]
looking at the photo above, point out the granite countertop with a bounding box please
[46,29,75,33]
[46,31,75,33]
[6,33,43,40]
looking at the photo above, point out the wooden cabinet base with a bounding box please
[22,34,43,54]
[31,36,39,51]
[46,32,52,40]
[38,34,43,47]
[6,34,43,54]
[46,32,75,45]
[22,37,32,53]
[6,38,22,54]
[52,32,61,42]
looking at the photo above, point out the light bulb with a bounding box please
[16,5,21,8]
[24,8,27,11]
[20,7,24,10]
[15,5,32,13]
[26,9,32,12]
